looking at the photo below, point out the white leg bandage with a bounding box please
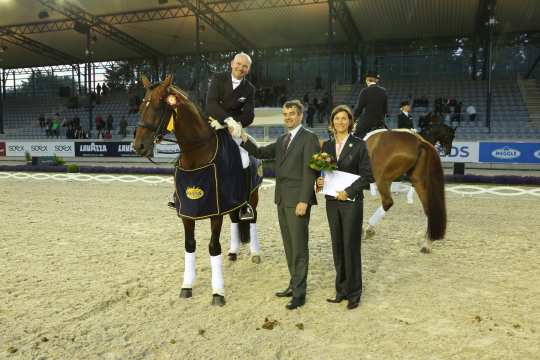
[229,222,240,254]
[182,251,196,288]
[407,186,415,204]
[391,182,399,192]
[370,183,378,196]
[368,206,386,226]
[233,137,250,168]
[249,223,260,255]
[210,255,224,296]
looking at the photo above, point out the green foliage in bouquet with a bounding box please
[308,152,337,172]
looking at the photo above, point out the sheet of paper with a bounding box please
[321,170,360,201]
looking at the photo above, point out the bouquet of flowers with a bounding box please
[309,152,337,172]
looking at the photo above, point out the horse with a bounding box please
[362,124,451,253]
[133,75,261,306]
[419,121,457,156]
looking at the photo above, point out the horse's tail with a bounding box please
[418,142,447,240]
[238,220,250,243]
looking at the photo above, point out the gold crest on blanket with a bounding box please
[186,186,204,200]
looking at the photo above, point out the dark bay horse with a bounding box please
[420,122,457,155]
[133,75,260,306]
[363,128,448,253]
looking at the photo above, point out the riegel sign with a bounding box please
[5,141,75,157]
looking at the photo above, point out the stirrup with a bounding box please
[239,203,255,221]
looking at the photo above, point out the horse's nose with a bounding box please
[132,142,144,154]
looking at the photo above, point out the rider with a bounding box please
[352,72,388,139]
[207,52,257,220]
[168,53,256,221]
[396,100,414,129]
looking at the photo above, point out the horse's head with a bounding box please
[435,124,456,156]
[133,74,174,157]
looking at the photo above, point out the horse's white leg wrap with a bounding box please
[229,222,240,254]
[370,183,378,196]
[391,182,401,193]
[182,251,196,288]
[249,223,260,255]
[210,255,224,296]
[369,206,386,226]
[233,137,250,168]
[407,186,415,204]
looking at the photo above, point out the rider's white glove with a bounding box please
[224,117,242,138]
[210,118,225,130]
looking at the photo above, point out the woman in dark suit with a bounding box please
[317,105,373,310]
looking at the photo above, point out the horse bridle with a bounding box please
[137,86,215,154]
[137,90,176,145]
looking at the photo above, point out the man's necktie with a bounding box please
[282,132,291,153]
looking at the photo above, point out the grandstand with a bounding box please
[1,0,540,143]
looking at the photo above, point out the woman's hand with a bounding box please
[335,191,348,201]
[316,176,324,191]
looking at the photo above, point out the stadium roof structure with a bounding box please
[0,0,539,69]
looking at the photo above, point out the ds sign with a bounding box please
[438,142,478,163]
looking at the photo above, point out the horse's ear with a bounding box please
[141,75,151,89]
[163,74,173,88]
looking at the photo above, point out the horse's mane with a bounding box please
[168,84,205,120]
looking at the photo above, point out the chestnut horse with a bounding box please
[133,75,260,306]
[363,128,447,253]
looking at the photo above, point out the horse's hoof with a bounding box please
[179,288,192,298]
[364,227,376,240]
[211,294,226,306]
[251,255,261,264]
[228,253,237,261]
[420,246,432,254]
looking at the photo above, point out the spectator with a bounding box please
[466,104,477,122]
[51,117,61,138]
[320,93,329,123]
[95,114,104,137]
[119,116,128,138]
[106,113,114,131]
[46,118,52,137]
[38,114,45,128]
[453,101,463,124]
[303,93,310,105]
[102,83,109,96]
[103,130,112,140]
[96,83,102,96]
[306,103,315,128]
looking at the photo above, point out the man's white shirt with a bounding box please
[231,75,242,90]
[286,124,303,149]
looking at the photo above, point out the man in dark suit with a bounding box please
[240,100,320,310]
[206,52,257,221]
[397,100,414,129]
[353,72,388,139]
[207,53,256,130]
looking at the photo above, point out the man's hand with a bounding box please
[224,117,242,138]
[295,202,308,216]
[240,129,249,143]
[210,119,225,130]
[335,191,349,201]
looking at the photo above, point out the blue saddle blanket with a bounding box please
[174,131,262,219]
